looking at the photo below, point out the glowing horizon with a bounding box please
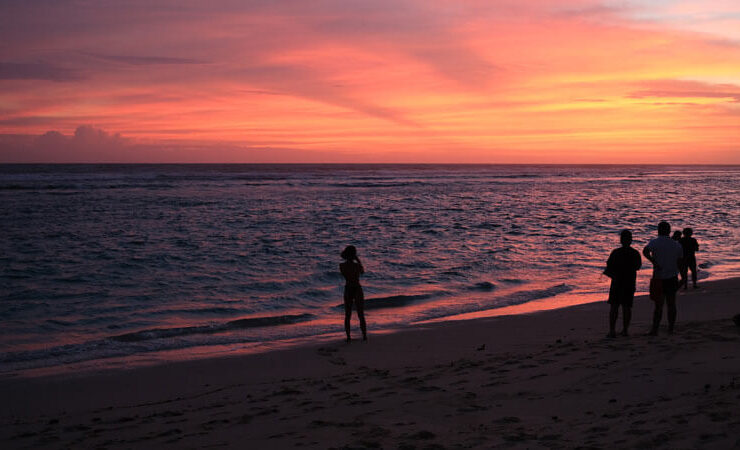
[1,0,739,163]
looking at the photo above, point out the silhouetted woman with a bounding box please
[679,228,699,289]
[340,245,367,342]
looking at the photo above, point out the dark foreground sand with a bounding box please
[1,278,739,449]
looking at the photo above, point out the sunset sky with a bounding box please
[1,0,739,163]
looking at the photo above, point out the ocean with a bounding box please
[1,164,739,375]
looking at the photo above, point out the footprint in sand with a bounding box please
[316,347,339,356]
[494,416,521,424]
[404,430,436,440]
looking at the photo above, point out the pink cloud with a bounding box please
[1,0,740,162]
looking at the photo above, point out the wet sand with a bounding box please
[1,278,739,449]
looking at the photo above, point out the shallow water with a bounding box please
[1,164,739,374]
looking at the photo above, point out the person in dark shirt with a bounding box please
[679,228,699,289]
[604,229,642,337]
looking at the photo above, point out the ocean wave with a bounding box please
[0,184,79,190]
[300,288,334,298]
[500,278,527,284]
[474,222,503,229]
[0,316,328,373]
[415,284,574,322]
[326,181,428,188]
[469,281,496,291]
[500,284,573,305]
[491,174,544,179]
[141,306,249,316]
[241,280,298,291]
[110,313,314,343]
[314,271,344,282]
[0,183,176,191]
[389,260,437,269]
[332,293,437,310]
[440,270,465,278]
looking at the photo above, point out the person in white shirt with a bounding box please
[643,221,684,335]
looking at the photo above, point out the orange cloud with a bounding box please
[0,0,739,162]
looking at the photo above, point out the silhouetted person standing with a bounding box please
[340,245,367,342]
[679,228,699,289]
[643,221,683,335]
[604,229,641,337]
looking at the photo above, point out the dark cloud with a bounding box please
[35,126,129,159]
[0,126,128,162]
[0,62,81,81]
[703,38,740,49]
[630,90,740,102]
[629,80,740,102]
[81,52,207,65]
[0,116,60,126]
[0,125,346,163]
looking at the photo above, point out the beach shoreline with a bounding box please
[0,271,727,380]
[2,276,739,448]
[1,285,610,380]
[5,164,740,379]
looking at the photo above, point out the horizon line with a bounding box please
[2,162,740,167]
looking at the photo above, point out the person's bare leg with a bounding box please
[650,297,664,335]
[344,300,353,342]
[622,306,631,336]
[666,294,677,333]
[608,304,618,338]
[357,290,367,341]
[357,308,367,341]
[690,262,698,288]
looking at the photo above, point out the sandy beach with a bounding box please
[1,277,739,449]
[4,1,740,448]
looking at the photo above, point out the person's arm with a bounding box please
[642,245,654,264]
[604,251,616,278]
[635,251,642,271]
[355,257,364,274]
[643,244,660,271]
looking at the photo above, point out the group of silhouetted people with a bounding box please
[604,221,700,338]
[671,228,699,290]
[340,221,701,342]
